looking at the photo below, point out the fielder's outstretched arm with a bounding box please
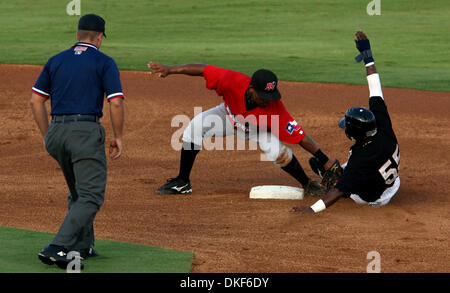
[147,62,206,78]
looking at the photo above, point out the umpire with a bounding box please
[30,14,125,270]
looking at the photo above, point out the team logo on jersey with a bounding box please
[74,46,87,55]
[265,81,276,91]
[286,120,302,135]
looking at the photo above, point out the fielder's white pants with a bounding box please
[182,103,291,165]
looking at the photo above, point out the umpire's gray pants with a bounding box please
[44,120,106,251]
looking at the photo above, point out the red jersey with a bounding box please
[203,65,305,144]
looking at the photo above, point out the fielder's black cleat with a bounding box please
[38,244,84,270]
[157,177,192,194]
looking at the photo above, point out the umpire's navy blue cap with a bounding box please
[78,14,106,37]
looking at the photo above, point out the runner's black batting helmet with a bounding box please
[338,107,377,141]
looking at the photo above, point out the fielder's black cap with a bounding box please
[78,14,106,37]
[250,69,281,102]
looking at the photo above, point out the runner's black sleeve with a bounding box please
[369,96,396,141]
[334,159,362,198]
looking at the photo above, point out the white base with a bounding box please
[249,185,304,200]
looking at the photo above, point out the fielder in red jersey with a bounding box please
[148,62,335,196]
[204,65,305,144]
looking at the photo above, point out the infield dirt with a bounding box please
[0,64,448,272]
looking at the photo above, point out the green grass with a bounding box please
[0,0,449,91]
[0,226,193,273]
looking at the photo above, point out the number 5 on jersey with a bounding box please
[379,144,400,185]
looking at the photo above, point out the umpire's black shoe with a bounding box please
[79,247,99,259]
[38,244,84,270]
[157,177,192,194]
[309,157,326,179]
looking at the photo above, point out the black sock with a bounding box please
[178,142,200,181]
[281,155,310,187]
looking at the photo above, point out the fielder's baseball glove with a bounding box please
[321,160,343,190]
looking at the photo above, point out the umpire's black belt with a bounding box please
[52,114,100,123]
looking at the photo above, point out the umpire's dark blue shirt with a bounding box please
[32,42,124,117]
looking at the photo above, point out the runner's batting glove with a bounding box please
[355,39,374,64]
